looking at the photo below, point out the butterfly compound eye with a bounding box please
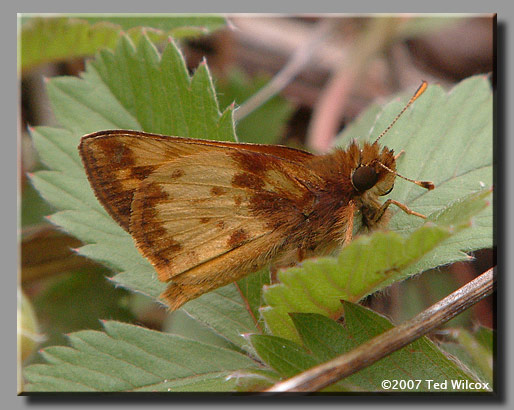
[351,166,378,192]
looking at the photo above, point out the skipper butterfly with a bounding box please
[79,82,433,310]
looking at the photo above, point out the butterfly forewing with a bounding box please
[79,130,316,230]
[129,155,273,281]
[80,130,323,309]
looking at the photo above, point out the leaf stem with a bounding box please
[264,267,495,392]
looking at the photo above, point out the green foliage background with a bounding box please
[21,17,493,392]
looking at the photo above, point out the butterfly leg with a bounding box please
[270,247,306,283]
[270,265,279,283]
[344,201,355,245]
[297,247,306,262]
[373,199,427,224]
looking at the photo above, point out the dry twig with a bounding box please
[265,267,495,392]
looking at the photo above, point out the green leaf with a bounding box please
[32,270,134,353]
[90,35,236,139]
[27,31,492,394]
[179,281,262,354]
[262,188,491,343]
[249,334,319,378]
[259,78,492,342]
[29,171,99,213]
[338,77,493,266]
[30,35,236,300]
[29,34,258,360]
[163,310,237,351]
[232,368,280,392]
[236,268,271,330]
[217,69,295,144]
[77,15,226,34]
[268,305,486,392]
[24,321,261,392]
[475,326,494,351]
[30,127,84,177]
[20,15,225,71]
[21,181,54,227]
[290,313,351,362]
[20,17,120,72]
[440,327,494,386]
[18,290,44,363]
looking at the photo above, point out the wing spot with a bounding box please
[190,197,208,204]
[102,142,135,167]
[210,186,226,196]
[232,173,265,190]
[143,183,170,207]
[143,226,167,243]
[171,169,185,179]
[231,150,269,174]
[154,238,183,265]
[186,250,198,262]
[129,165,156,180]
[228,228,249,248]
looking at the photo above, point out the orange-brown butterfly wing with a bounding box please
[79,130,314,231]
[79,130,321,309]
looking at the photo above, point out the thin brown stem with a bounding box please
[264,267,495,392]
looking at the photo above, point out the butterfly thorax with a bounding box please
[297,141,397,248]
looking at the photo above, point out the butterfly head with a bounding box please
[350,140,433,197]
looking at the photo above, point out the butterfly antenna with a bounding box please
[373,81,428,145]
[375,161,434,190]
